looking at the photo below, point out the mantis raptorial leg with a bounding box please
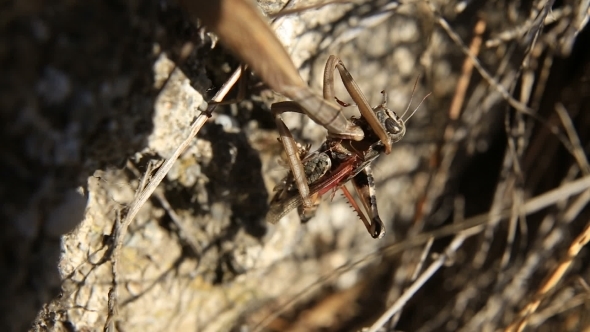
[323,55,395,153]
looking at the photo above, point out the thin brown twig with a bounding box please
[411,236,434,283]
[563,188,590,224]
[388,235,435,330]
[555,103,590,175]
[126,160,204,255]
[447,19,486,122]
[153,189,203,254]
[498,34,534,269]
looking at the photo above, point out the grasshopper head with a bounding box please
[381,107,406,144]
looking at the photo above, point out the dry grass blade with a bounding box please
[555,103,590,175]
[447,19,486,121]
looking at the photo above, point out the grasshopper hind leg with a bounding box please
[350,165,386,239]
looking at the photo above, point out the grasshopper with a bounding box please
[267,55,408,238]
[180,0,407,236]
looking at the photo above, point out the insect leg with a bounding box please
[324,55,392,154]
[271,102,319,215]
[350,165,386,239]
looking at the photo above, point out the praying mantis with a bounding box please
[267,55,409,238]
[180,0,411,237]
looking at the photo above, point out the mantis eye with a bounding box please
[385,118,402,134]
